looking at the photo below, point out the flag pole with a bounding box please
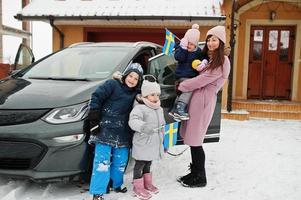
[165,28,181,41]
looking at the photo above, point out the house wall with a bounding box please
[53,25,212,51]
[53,26,84,51]
[232,1,301,102]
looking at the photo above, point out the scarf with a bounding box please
[141,97,161,110]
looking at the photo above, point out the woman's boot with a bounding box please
[181,146,207,187]
[181,168,207,187]
[176,163,194,183]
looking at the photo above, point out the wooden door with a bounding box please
[248,26,295,100]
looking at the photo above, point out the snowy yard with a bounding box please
[1,119,301,200]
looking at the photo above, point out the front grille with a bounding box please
[0,158,31,169]
[0,109,50,125]
[0,140,47,170]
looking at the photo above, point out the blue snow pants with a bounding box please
[89,143,129,195]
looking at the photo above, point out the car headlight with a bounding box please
[43,102,88,124]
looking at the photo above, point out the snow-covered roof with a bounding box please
[16,0,226,26]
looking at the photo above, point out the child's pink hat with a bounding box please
[184,24,200,46]
[206,25,226,44]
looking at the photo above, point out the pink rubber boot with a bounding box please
[143,173,159,194]
[133,178,152,200]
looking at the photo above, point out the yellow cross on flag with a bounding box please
[162,29,175,56]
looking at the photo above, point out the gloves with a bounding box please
[84,109,100,135]
[89,120,100,135]
[141,123,157,135]
[180,38,188,49]
[196,59,208,72]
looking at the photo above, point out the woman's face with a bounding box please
[206,35,220,51]
[124,72,139,88]
[146,93,160,103]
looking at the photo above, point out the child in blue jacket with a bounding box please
[169,24,208,121]
[86,63,143,200]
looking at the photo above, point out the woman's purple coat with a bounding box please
[178,56,231,146]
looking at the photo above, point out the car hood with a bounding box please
[0,77,105,109]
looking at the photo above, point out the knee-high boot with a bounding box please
[181,146,207,187]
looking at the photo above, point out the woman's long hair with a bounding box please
[202,34,225,72]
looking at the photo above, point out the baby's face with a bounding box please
[187,42,197,52]
[146,93,160,103]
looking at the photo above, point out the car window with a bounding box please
[22,46,132,80]
[148,42,205,85]
[13,44,35,71]
[148,53,177,86]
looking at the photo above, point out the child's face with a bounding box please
[187,42,197,52]
[206,35,220,51]
[124,72,139,88]
[146,93,160,103]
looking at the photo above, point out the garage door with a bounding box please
[84,28,185,46]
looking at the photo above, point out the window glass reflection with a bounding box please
[253,30,263,60]
[268,30,278,51]
[279,30,289,61]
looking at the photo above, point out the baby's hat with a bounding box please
[141,80,161,97]
[184,24,200,46]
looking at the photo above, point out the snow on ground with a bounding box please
[1,119,301,200]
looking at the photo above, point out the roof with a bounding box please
[16,0,226,26]
[69,41,160,48]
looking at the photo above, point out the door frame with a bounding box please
[247,25,295,100]
[236,19,301,101]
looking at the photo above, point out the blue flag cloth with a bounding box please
[162,29,175,56]
[163,122,179,149]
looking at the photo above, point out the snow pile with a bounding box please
[1,119,300,200]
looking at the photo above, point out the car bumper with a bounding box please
[0,119,89,181]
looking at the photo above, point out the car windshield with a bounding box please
[22,46,131,80]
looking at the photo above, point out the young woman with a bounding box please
[176,25,231,187]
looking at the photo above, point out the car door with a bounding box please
[12,43,35,71]
[148,52,221,143]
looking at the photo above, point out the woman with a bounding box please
[177,25,231,188]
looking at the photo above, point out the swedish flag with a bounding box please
[162,29,175,56]
[163,122,179,149]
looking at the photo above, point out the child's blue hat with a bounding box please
[122,63,144,87]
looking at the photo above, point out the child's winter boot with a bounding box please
[173,101,189,120]
[143,173,159,194]
[168,104,181,122]
[92,194,104,200]
[133,178,152,200]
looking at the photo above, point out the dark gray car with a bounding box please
[0,42,221,181]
